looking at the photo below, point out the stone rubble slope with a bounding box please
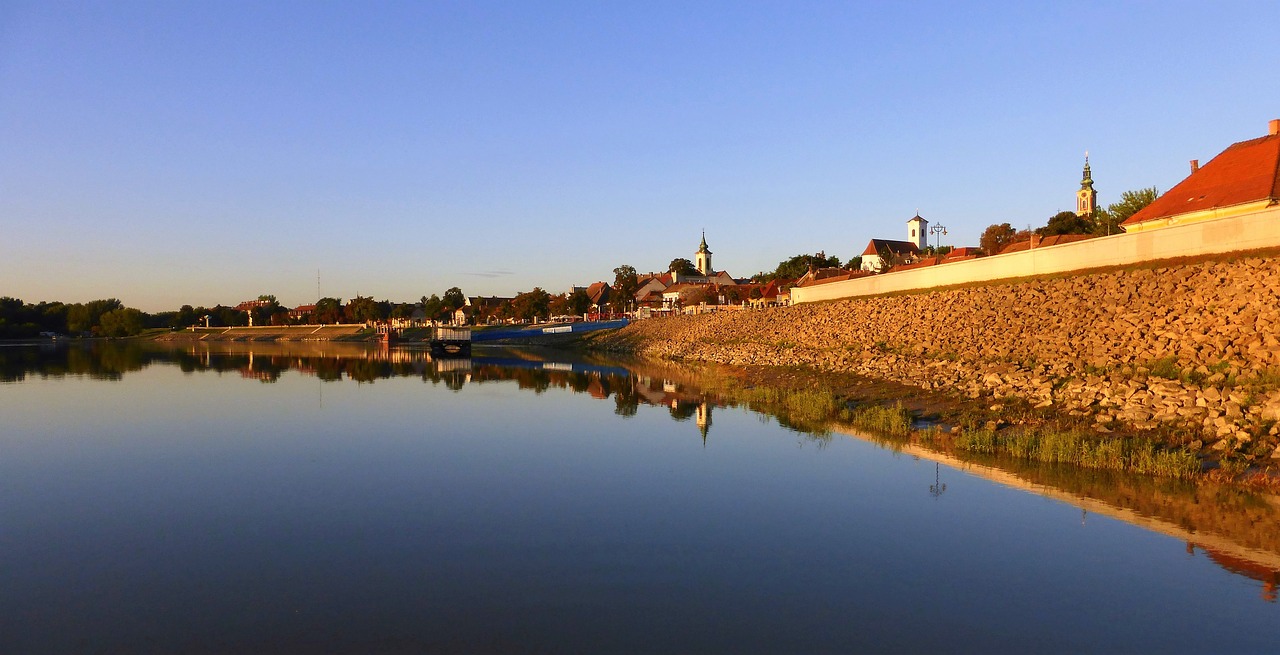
[600,256,1280,458]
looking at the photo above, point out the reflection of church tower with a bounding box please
[1076,154,1097,217]
[696,401,712,445]
[695,231,713,275]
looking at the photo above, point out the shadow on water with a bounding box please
[6,339,1279,601]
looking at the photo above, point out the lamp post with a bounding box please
[929,223,948,252]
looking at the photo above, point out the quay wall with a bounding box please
[793,207,1280,304]
[598,251,1280,455]
[157,324,367,341]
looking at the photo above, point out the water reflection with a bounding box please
[4,341,1280,606]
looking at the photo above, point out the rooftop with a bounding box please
[1123,120,1280,227]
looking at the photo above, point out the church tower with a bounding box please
[1076,154,1097,217]
[906,214,928,250]
[695,231,713,275]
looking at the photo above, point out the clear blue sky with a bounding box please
[4,0,1279,312]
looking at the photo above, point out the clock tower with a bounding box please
[1076,154,1097,217]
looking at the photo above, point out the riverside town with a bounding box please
[5,5,1280,651]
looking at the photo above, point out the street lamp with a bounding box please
[929,223,948,252]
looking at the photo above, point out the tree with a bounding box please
[421,294,445,322]
[612,264,639,311]
[171,304,200,328]
[66,299,123,334]
[1036,210,1093,237]
[314,297,344,324]
[754,252,843,282]
[344,295,383,323]
[98,308,145,337]
[1098,187,1160,235]
[867,244,896,273]
[249,294,282,326]
[511,288,552,322]
[442,287,466,311]
[721,286,750,305]
[566,288,591,315]
[668,258,700,276]
[979,223,1018,255]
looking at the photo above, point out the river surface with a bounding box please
[1,341,1277,653]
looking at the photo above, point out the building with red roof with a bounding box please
[1123,119,1280,233]
[859,238,921,272]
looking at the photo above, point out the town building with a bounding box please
[860,215,929,272]
[1122,119,1280,233]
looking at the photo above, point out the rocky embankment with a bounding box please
[594,255,1280,462]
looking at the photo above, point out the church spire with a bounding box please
[695,230,712,275]
[1076,152,1097,217]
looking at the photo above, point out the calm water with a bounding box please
[1,342,1277,653]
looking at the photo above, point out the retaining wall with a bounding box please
[793,206,1280,304]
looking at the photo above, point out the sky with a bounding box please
[3,0,1280,312]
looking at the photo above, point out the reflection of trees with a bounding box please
[567,372,592,393]
[669,400,697,421]
[613,384,639,417]
[0,342,155,381]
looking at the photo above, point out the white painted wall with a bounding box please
[792,206,1280,304]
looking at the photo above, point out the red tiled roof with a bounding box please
[893,256,945,271]
[663,282,712,295]
[586,282,611,305]
[997,233,1095,255]
[945,247,982,258]
[862,239,921,257]
[794,270,874,286]
[1123,131,1280,226]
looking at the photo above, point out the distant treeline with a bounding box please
[0,297,284,339]
[0,294,441,339]
[0,298,154,339]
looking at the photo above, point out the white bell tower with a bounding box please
[906,214,928,250]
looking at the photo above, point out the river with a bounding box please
[1,341,1276,653]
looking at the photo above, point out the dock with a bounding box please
[430,326,472,357]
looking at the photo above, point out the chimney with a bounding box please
[1190,159,1200,173]
[1271,119,1280,136]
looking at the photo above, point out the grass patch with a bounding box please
[947,426,1200,480]
[1147,355,1182,380]
[845,402,912,437]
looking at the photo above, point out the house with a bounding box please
[945,246,983,260]
[290,304,316,321]
[634,273,672,307]
[747,280,784,309]
[661,282,717,308]
[860,239,921,272]
[234,299,273,312]
[860,214,930,272]
[585,282,612,312]
[1122,119,1280,233]
[458,296,514,324]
